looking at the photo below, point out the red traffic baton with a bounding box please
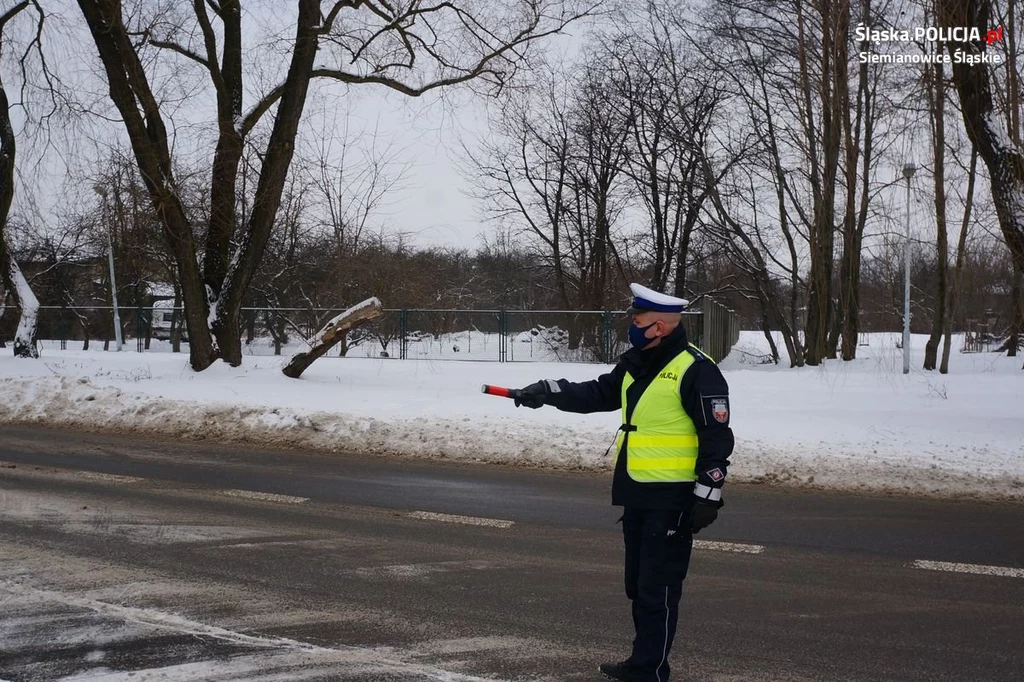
[481,384,522,400]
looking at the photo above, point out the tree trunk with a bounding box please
[941,0,1024,369]
[212,0,321,366]
[282,298,382,378]
[673,200,697,300]
[245,305,256,345]
[940,0,1024,286]
[1008,0,1023,360]
[760,317,780,365]
[3,261,39,358]
[804,0,844,365]
[70,302,90,351]
[829,0,857,361]
[925,55,949,370]
[1008,261,1021,356]
[941,148,978,373]
[203,1,244,306]
[77,0,216,370]
[170,288,182,353]
[0,79,38,359]
[841,0,874,361]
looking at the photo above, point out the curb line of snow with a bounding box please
[0,376,1020,501]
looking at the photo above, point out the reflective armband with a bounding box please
[694,483,722,502]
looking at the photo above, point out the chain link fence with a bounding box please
[2,301,740,363]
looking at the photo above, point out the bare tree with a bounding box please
[939,0,1024,367]
[0,0,44,358]
[468,79,574,308]
[689,1,814,365]
[940,147,979,373]
[564,63,630,318]
[991,0,1024,356]
[693,0,910,365]
[797,0,849,366]
[601,7,722,298]
[303,106,409,309]
[75,0,598,371]
[249,172,315,354]
[835,0,892,362]
[0,82,38,358]
[923,20,949,371]
[469,58,630,355]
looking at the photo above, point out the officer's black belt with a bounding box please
[619,424,637,432]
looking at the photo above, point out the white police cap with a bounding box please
[627,283,689,313]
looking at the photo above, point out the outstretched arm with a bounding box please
[516,364,625,413]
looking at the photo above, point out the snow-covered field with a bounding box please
[0,331,1021,500]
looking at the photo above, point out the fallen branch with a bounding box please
[281,297,383,378]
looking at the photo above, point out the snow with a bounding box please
[299,297,382,351]
[146,282,175,298]
[205,284,218,329]
[984,113,1017,155]
[8,259,39,357]
[0,331,1021,500]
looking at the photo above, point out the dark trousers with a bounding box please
[621,506,694,682]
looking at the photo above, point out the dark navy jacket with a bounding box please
[547,325,734,509]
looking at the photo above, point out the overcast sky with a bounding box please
[355,88,491,249]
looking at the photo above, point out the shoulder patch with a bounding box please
[710,397,729,423]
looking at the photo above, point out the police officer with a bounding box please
[514,283,734,682]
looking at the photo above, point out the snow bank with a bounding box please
[0,331,1022,500]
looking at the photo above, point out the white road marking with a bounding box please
[2,580,517,682]
[74,472,143,484]
[408,511,514,529]
[353,560,498,579]
[912,559,1024,579]
[0,462,142,484]
[220,489,308,504]
[693,539,765,555]
[216,538,337,549]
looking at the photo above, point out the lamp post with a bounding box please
[93,184,122,351]
[902,162,916,374]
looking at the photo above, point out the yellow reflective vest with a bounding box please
[616,346,709,482]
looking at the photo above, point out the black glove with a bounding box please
[690,498,723,534]
[514,380,549,409]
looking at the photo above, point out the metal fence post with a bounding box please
[59,306,68,350]
[602,311,612,363]
[709,298,719,360]
[136,306,145,352]
[499,309,507,362]
[399,309,408,359]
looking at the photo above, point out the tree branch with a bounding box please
[147,35,210,68]
[0,0,29,31]
[239,3,589,134]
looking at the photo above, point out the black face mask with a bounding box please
[628,322,656,349]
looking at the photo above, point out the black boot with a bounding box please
[599,660,645,682]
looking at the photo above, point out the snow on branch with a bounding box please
[281,297,383,378]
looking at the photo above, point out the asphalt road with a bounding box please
[0,424,1022,681]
